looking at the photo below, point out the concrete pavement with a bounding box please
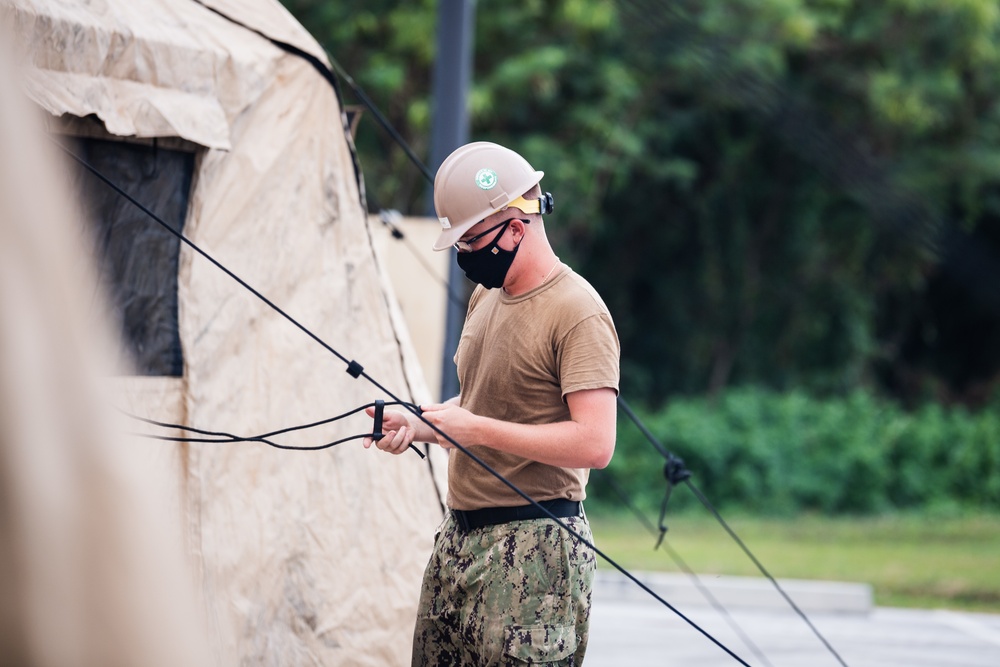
[587,571,1000,666]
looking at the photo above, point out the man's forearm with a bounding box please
[474,417,614,469]
[419,388,617,468]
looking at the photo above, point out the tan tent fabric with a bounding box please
[23,67,232,149]
[196,0,331,64]
[4,0,448,664]
[6,0,283,149]
[0,55,213,667]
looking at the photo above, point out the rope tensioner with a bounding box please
[655,453,692,550]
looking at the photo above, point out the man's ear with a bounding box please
[509,218,528,241]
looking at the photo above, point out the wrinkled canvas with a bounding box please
[6,0,447,664]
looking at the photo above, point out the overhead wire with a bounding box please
[58,142,754,667]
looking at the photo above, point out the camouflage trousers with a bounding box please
[412,511,597,666]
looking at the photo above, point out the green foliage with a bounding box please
[589,512,1000,612]
[277,2,1000,522]
[586,0,1000,403]
[593,389,1000,515]
[281,0,1000,407]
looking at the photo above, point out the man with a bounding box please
[366,141,620,666]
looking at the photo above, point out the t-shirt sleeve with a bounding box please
[557,312,620,399]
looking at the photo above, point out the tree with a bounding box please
[282,0,1000,408]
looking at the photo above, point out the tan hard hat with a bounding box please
[432,142,544,251]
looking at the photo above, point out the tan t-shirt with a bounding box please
[448,265,620,510]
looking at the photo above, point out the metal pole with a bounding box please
[429,0,476,401]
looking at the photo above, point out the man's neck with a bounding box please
[502,253,561,297]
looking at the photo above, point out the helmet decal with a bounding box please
[475,168,498,190]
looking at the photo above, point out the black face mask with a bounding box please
[456,220,522,289]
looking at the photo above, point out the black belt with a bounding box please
[451,499,582,533]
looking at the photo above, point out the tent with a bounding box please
[3,0,447,663]
[0,53,215,666]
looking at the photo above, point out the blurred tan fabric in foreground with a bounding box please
[0,55,213,667]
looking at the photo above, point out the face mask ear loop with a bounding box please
[486,219,513,253]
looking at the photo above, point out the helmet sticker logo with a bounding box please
[475,168,498,190]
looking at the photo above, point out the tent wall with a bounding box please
[180,49,444,665]
[6,1,447,664]
[0,54,213,667]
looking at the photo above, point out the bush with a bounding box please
[591,389,1000,516]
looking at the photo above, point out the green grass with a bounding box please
[588,510,1000,613]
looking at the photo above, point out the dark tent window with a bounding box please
[71,137,195,376]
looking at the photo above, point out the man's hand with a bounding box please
[419,402,481,450]
[362,406,416,455]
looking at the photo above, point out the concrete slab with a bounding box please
[587,572,1000,667]
[595,570,873,614]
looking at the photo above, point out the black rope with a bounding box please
[299,32,826,663]
[684,481,850,666]
[125,401,426,456]
[655,452,693,550]
[371,165,810,664]
[57,141,753,667]
[597,469,775,667]
[326,57,436,184]
[617,396,850,667]
[135,431,374,451]
[267,26,841,661]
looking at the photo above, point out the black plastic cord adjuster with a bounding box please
[346,360,364,378]
[372,400,385,441]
